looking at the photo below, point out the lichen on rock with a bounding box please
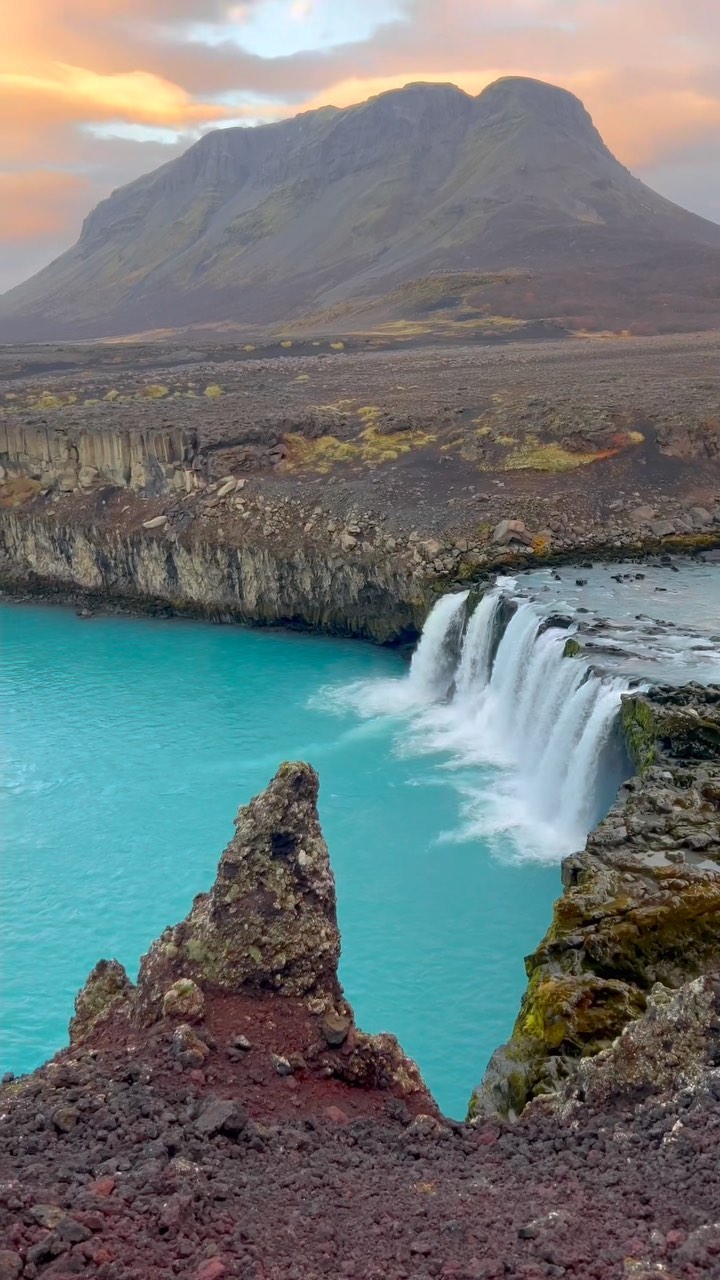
[136,762,342,1021]
[69,958,134,1045]
[162,977,205,1022]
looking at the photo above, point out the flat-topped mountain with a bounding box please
[2,76,720,340]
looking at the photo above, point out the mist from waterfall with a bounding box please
[330,583,632,861]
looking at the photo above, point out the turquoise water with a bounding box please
[1,603,558,1117]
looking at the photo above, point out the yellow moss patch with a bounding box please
[627,430,645,444]
[243,344,256,352]
[329,341,345,350]
[104,389,120,402]
[280,340,293,348]
[495,434,518,446]
[359,425,436,465]
[204,384,223,398]
[294,374,310,382]
[283,434,360,473]
[502,442,617,473]
[143,384,170,399]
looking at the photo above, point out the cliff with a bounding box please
[0,505,431,644]
[471,685,720,1119]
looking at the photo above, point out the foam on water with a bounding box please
[332,584,633,859]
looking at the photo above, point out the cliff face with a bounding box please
[471,685,720,1119]
[0,419,196,497]
[0,509,430,643]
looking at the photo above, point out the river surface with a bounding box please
[1,602,556,1118]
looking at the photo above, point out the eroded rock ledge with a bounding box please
[471,684,720,1119]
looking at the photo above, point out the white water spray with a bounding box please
[338,584,632,860]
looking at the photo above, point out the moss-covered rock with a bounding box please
[69,959,134,1045]
[136,762,342,1022]
[470,684,720,1119]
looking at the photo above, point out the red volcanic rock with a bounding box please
[65,763,435,1122]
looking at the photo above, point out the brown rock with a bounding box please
[30,1206,64,1229]
[51,1106,79,1133]
[320,1009,352,1047]
[162,978,205,1023]
[136,763,342,1019]
[0,1254,21,1280]
[171,1023,210,1069]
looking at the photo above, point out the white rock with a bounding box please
[142,515,168,529]
[217,478,236,498]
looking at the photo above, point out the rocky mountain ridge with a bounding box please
[2,77,720,339]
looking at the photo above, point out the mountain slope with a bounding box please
[2,77,720,340]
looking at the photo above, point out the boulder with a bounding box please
[171,1023,210,1069]
[0,1252,22,1280]
[78,465,99,489]
[493,519,532,546]
[649,519,676,538]
[142,515,168,530]
[195,1098,247,1137]
[630,504,656,523]
[162,978,205,1022]
[320,1009,352,1047]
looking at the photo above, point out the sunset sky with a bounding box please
[1,0,719,291]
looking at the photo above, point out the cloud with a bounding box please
[0,0,719,291]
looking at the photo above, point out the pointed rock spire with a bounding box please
[136,762,342,1020]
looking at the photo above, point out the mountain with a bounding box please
[2,77,720,341]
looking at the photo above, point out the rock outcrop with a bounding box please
[546,974,720,1114]
[470,685,720,1119]
[136,763,342,1018]
[69,762,432,1111]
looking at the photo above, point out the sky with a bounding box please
[1,0,719,291]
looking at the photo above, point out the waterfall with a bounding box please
[360,584,631,859]
[405,590,469,703]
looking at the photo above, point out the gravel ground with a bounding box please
[2,994,719,1280]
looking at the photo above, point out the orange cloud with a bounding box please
[0,63,231,128]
